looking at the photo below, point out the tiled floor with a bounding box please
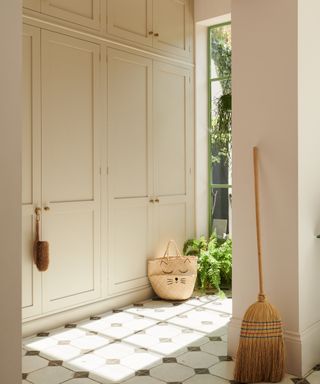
[22,294,320,384]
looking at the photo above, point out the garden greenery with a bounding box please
[183,234,232,293]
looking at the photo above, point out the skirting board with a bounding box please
[227,316,320,377]
[22,287,153,338]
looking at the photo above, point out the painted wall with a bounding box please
[230,0,301,375]
[194,0,231,22]
[298,0,320,372]
[0,0,22,382]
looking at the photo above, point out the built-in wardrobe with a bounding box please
[22,0,195,330]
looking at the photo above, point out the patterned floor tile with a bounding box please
[63,379,99,384]
[209,360,235,381]
[203,298,232,315]
[27,365,74,384]
[125,302,194,321]
[64,353,106,372]
[177,350,219,369]
[22,354,49,373]
[184,373,229,384]
[150,362,194,382]
[306,371,320,384]
[123,377,165,384]
[200,341,228,356]
[89,364,134,383]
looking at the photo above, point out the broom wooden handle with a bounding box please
[253,147,265,301]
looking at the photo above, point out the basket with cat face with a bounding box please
[148,240,198,300]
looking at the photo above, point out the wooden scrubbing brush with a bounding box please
[34,208,49,272]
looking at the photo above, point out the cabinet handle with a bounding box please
[149,199,154,203]
[155,198,160,203]
[148,31,154,35]
[44,206,50,211]
[154,33,159,37]
[35,207,41,215]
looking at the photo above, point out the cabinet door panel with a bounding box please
[154,196,187,257]
[108,199,151,293]
[41,31,101,312]
[107,0,152,46]
[24,0,41,11]
[153,62,190,197]
[41,0,100,30]
[108,49,152,199]
[153,0,191,57]
[22,25,42,319]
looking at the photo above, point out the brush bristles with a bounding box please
[36,241,49,272]
[234,300,285,383]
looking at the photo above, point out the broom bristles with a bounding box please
[234,297,285,383]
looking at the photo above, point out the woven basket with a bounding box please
[148,240,197,301]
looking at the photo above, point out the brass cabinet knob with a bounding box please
[155,198,160,203]
[149,199,154,203]
[154,33,159,37]
[44,206,50,211]
[35,207,41,215]
[148,31,154,35]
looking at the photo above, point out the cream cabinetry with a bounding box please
[107,0,192,57]
[107,49,193,294]
[22,0,194,324]
[23,0,40,11]
[22,25,42,319]
[41,31,102,312]
[22,28,102,319]
[41,0,101,29]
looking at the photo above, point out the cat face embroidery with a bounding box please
[160,258,192,285]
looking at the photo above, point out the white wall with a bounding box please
[0,0,22,382]
[194,0,231,22]
[230,0,302,375]
[298,0,320,372]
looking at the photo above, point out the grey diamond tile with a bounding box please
[163,357,177,363]
[25,350,40,356]
[74,371,90,378]
[291,379,310,384]
[187,346,200,352]
[48,360,63,366]
[65,323,77,328]
[194,368,210,374]
[135,370,150,376]
[313,364,320,371]
[37,332,50,337]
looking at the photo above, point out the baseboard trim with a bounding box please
[22,287,153,338]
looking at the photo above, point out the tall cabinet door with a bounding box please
[153,0,191,57]
[153,61,193,256]
[41,0,101,30]
[41,30,101,312]
[107,48,153,294]
[107,0,153,46]
[22,25,42,319]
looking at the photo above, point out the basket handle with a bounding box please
[163,239,183,259]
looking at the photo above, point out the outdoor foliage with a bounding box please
[210,26,232,167]
[183,234,232,293]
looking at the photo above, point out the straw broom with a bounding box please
[234,147,285,383]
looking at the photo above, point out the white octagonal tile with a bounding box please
[201,341,228,356]
[124,377,164,384]
[63,379,98,384]
[150,362,194,382]
[22,355,49,373]
[177,351,219,368]
[64,352,105,372]
[308,371,320,384]
[209,360,235,381]
[27,366,73,384]
[121,351,162,370]
[90,364,134,383]
[40,344,81,361]
[94,342,134,360]
[185,373,229,384]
